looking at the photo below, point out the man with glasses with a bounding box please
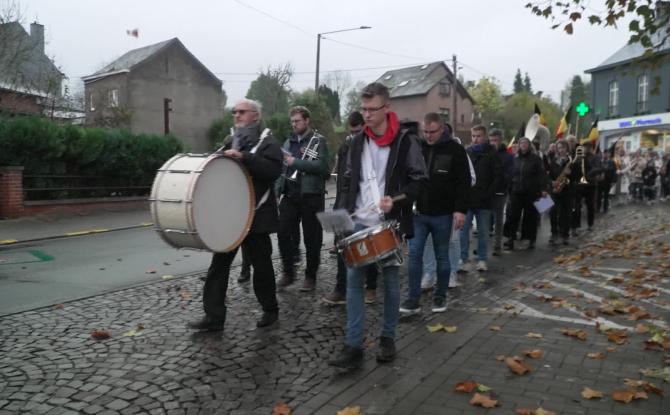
[187,99,283,331]
[275,106,330,291]
[328,82,426,369]
[399,112,470,315]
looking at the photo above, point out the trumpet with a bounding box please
[575,145,588,184]
[287,133,320,181]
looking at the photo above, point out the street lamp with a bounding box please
[315,26,371,92]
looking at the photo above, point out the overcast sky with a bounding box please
[18,0,631,106]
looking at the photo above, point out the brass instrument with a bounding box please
[552,155,573,193]
[575,145,588,184]
[288,133,320,181]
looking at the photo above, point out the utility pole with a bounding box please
[315,33,322,92]
[452,55,458,132]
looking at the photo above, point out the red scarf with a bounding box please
[364,111,400,147]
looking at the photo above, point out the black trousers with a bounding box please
[333,235,378,295]
[550,191,572,238]
[203,233,277,320]
[278,193,324,279]
[596,181,613,213]
[506,193,540,243]
[572,184,595,229]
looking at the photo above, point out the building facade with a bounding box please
[82,38,223,152]
[586,34,670,153]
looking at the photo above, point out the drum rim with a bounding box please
[340,221,394,243]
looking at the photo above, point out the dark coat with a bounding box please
[220,126,283,234]
[341,129,427,239]
[511,150,548,198]
[416,131,470,215]
[466,142,502,210]
[333,135,353,210]
[495,145,514,195]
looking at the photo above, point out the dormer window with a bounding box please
[420,64,429,70]
[398,80,409,87]
[384,74,392,80]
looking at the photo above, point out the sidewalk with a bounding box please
[0,202,668,414]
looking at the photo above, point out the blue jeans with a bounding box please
[423,237,436,277]
[460,209,492,261]
[406,214,453,301]
[449,228,460,272]
[346,224,400,348]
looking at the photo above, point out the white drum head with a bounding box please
[192,157,254,252]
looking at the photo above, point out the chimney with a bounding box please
[30,22,44,54]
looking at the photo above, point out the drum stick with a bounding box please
[350,193,406,218]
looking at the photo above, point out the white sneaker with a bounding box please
[448,273,460,288]
[476,260,488,272]
[421,273,435,290]
[458,259,469,273]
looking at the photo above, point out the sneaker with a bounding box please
[256,311,278,328]
[476,260,488,272]
[421,273,435,290]
[322,291,345,305]
[376,337,396,363]
[399,299,421,315]
[431,296,447,313]
[365,289,376,304]
[187,315,225,332]
[299,278,316,292]
[457,259,469,273]
[328,345,364,369]
[448,273,460,288]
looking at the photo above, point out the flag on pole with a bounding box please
[507,121,525,154]
[126,28,139,38]
[579,116,599,146]
[534,103,546,126]
[555,106,572,139]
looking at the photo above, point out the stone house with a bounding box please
[82,38,223,152]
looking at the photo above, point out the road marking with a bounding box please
[65,231,92,236]
[0,250,54,265]
[589,269,670,295]
[592,266,660,274]
[0,239,18,245]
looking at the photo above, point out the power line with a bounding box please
[322,37,431,61]
[231,0,312,37]
[211,60,439,76]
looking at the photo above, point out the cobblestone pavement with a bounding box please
[1,204,668,414]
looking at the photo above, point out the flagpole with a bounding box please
[575,115,581,142]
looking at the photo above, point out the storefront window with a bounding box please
[608,80,619,116]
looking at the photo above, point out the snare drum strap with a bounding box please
[251,128,272,210]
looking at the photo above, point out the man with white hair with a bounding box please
[188,99,283,331]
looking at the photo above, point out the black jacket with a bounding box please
[219,125,282,234]
[416,131,470,215]
[341,129,427,239]
[547,155,573,195]
[511,150,548,198]
[465,142,502,210]
[495,145,514,195]
[570,152,602,186]
[333,135,353,210]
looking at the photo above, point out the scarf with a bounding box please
[364,111,400,147]
[232,122,261,150]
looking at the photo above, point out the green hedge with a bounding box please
[0,116,183,184]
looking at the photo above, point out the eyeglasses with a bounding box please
[359,104,385,114]
[423,128,441,135]
[232,109,256,115]
[290,119,305,124]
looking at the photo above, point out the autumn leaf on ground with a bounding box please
[581,386,604,399]
[427,323,444,333]
[53,304,64,309]
[606,329,628,345]
[272,402,292,415]
[516,407,557,415]
[578,266,592,277]
[90,328,111,340]
[523,349,543,359]
[533,281,554,289]
[636,323,650,334]
[514,281,528,290]
[469,393,499,408]
[504,304,515,310]
[454,380,478,393]
[526,332,543,339]
[623,379,664,396]
[562,328,587,341]
[180,290,193,300]
[162,274,174,280]
[607,347,616,353]
[443,325,458,333]
[587,352,606,360]
[640,367,670,384]
[476,383,492,393]
[495,355,506,361]
[612,390,635,403]
[506,356,532,375]
[336,406,361,415]
[489,326,501,331]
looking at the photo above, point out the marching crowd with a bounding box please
[185,82,670,370]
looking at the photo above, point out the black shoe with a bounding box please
[503,240,514,250]
[376,337,396,363]
[256,311,278,328]
[399,299,421,315]
[187,315,224,332]
[277,272,295,287]
[237,267,251,283]
[328,345,364,369]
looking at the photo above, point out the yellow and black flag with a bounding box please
[507,121,525,154]
[555,106,572,139]
[534,103,546,126]
[580,116,599,146]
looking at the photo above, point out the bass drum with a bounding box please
[150,153,255,252]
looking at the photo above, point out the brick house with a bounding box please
[82,38,224,152]
[376,61,475,134]
[0,22,64,115]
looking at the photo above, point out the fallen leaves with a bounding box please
[272,402,291,415]
[454,380,478,393]
[586,352,606,360]
[623,379,664,396]
[526,332,543,339]
[505,356,532,375]
[489,325,501,331]
[640,367,670,384]
[516,407,556,415]
[522,349,543,359]
[90,328,111,340]
[562,328,587,341]
[336,406,361,415]
[605,329,628,345]
[122,323,145,337]
[612,390,645,403]
[426,323,457,333]
[581,386,604,399]
[469,392,499,408]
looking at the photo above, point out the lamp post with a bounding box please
[315,26,371,92]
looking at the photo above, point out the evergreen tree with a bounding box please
[523,72,533,93]
[513,69,524,94]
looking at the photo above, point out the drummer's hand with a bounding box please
[284,155,295,166]
[453,212,465,230]
[379,196,393,213]
[223,149,242,158]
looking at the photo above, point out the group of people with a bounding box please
[184,82,668,371]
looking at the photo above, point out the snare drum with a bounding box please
[150,153,255,252]
[338,221,403,268]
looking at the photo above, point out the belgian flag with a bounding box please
[534,103,547,126]
[507,121,525,154]
[555,106,572,139]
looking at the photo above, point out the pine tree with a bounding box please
[523,72,532,93]
[513,69,524,94]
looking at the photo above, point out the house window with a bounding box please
[89,93,95,111]
[439,80,450,97]
[398,80,409,87]
[637,74,648,113]
[608,80,619,116]
[438,107,450,123]
[108,89,119,108]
